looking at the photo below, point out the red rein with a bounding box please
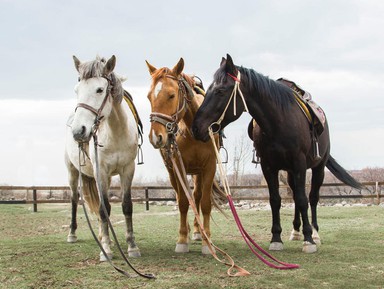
[227,195,300,270]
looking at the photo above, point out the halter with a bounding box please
[209,71,249,133]
[75,75,113,133]
[149,75,194,141]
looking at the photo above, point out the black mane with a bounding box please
[213,65,295,110]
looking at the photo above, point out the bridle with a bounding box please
[75,75,113,133]
[149,75,194,144]
[209,71,249,134]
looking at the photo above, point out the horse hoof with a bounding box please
[312,228,321,245]
[99,251,113,262]
[192,232,202,241]
[175,243,189,253]
[302,241,317,253]
[201,245,213,255]
[128,248,141,258]
[289,229,302,241]
[67,235,77,243]
[269,242,284,251]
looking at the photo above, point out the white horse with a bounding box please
[65,55,141,261]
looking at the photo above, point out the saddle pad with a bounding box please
[123,90,143,134]
[277,78,326,135]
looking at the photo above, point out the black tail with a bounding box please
[326,155,363,189]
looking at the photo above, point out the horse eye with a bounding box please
[96,88,104,94]
[169,94,175,99]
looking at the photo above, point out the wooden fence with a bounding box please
[0,181,382,212]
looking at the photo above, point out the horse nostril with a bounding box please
[157,134,163,144]
[81,126,86,135]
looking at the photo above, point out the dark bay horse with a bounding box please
[192,54,362,253]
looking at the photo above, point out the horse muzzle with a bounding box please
[72,125,92,143]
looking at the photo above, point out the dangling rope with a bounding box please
[168,143,250,277]
[209,127,299,270]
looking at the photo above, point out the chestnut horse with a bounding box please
[192,54,362,253]
[145,58,226,255]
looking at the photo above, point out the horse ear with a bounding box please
[220,57,226,66]
[73,55,81,72]
[172,58,184,76]
[145,60,157,75]
[225,54,237,74]
[103,55,116,76]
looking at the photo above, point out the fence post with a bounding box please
[145,188,149,211]
[376,182,380,205]
[33,189,37,212]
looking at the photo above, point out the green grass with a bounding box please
[0,203,383,289]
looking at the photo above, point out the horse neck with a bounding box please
[103,101,128,137]
[180,93,200,129]
[242,79,286,135]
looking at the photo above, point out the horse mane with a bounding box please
[78,56,124,103]
[151,67,195,88]
[213,65,295,110]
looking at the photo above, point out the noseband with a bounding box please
[149,75,194,137]
[209,71,249,133]
[75,75,113,132]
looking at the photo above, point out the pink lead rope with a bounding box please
[209,127,299,270]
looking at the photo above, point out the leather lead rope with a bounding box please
[168,143,250,277]
[76,143,155,279]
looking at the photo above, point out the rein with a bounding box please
[76,86,155,279]
[165,137,250,277]
[207,74,300,270]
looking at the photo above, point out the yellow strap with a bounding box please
[293,92,312,123]
[123,94,140,126]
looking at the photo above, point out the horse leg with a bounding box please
[200,173,213,255]
[121,165,141,257]
[171,174,190,253]
[309,165,325,245]
[262,166,283,251]
[97,177,113,261]
[66,161,79,243]
[288,172,302,241]
[192,175,203,241]
[292,163,316,253]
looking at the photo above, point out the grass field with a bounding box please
[0,203,383,289]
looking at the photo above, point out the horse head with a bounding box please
[71,55,123,143]
[146,58,193,148]
[192,54,246,142]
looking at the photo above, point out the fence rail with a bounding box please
[0,182,382,212]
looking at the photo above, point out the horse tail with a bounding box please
[326,155,363,189]
[211,180,228,215]
[81,175,100,216]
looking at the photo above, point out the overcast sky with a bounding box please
[0,0,383,186]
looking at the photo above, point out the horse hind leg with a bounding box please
[309,166,325,245]
[121,168,141,258]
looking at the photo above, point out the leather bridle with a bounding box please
[75,76,113,132]
[149,75,194,140]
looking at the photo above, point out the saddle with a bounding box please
[277,78,326,136]
[123,90,143,135]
